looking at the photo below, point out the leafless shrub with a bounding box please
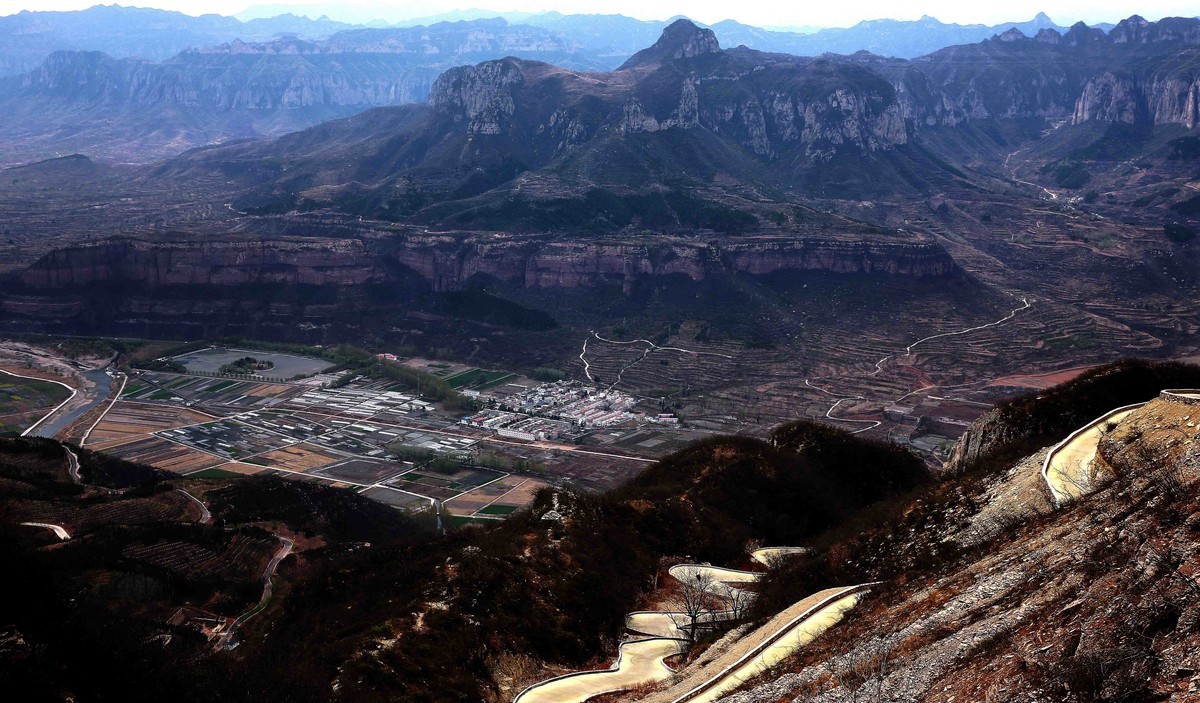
[833,637,893,703]
[1041,644,1153,703]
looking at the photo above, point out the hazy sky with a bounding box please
[0,1,1194,28]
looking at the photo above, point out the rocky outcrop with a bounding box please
[619,19,720,70]
[1073,72,1144,124]
[429,59,525,134]
[943,407,1010,473]
[898,15,1200,129]
[1073,71,1200,128]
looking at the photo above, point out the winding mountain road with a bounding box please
[750,547,807,566]
[1042,390,1200,506]
[176,489,212,524]
[1042,404,1143,505]
[515,552,863,703]
[579,331,734,387]
[515,638,684,703]
[215,534,294,650]
[808,295,1032,434]
[20,522,70,540]
[669,585,866,703]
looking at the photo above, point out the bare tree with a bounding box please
[669,567,718,648]
[725,579,754,624]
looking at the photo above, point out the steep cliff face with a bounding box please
[898,15,1200,130]
[618,19,722,69]
[617,55,909,158]
[13,234,956,296]
[385,235,955,292]
[187,15,1200,222]
[1073,68,1200,128]
[0,234,958,337]
[16,239,387,288]
[4,19,591,111]
[428,59,526,135]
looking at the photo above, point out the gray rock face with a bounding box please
[1074,72,1200,128]
[429,59,524,134]
[619,19,721,69]
[1073,72,1144,124]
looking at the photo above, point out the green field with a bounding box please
[443,368,514,390]
[479,504,519,515]
[0,370,71,436]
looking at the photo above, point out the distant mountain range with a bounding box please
[0,5,361,77]
[161,16,1200,231]
[0,18,603,164]
[432,11,1077,60]
[0,5,1140,166]
[1,3,1117,82]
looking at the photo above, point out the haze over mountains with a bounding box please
[157,15,1200,229]
[0,4,1130,164]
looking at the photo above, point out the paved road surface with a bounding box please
[751,547,807,567]
[175,489,212,523]
[215,535,293,650]
[20,522,70,540]
[515,551,858,703]
[676,587,864,703]
[515,638,683,703]
[1043,406,1140,505]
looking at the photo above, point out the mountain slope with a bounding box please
[0,421,929,703]
[163,17,1200,229]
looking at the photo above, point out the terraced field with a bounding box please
[9,490,196,533]
[122,534,276,581]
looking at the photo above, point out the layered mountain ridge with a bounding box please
[169,16,1200,229]
[0,18,603,164]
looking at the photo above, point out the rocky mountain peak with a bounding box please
[1034,27,1062,44]
[618,19,720,70]
[1110,14,1151,44]
[428,57,527,134]
[1062,21,1106,46]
